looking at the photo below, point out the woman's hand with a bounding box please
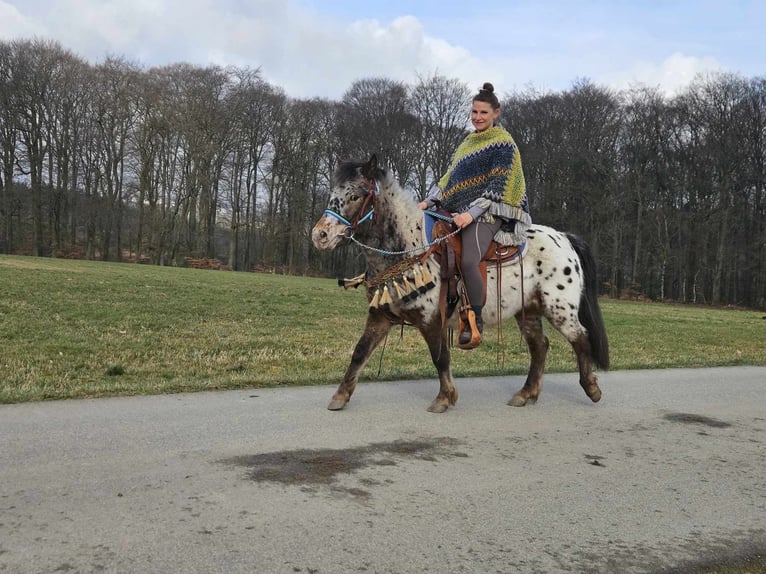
[417,201,428,210]
[453,212,474,228]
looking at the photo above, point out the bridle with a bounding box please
[323,177,379,237]
[323,176,459,257]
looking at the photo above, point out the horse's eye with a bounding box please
[349,194,360,202]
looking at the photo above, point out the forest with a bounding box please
[1,39,764,309]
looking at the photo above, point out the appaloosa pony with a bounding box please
[311,155,609,413]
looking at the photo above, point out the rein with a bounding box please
[349,227,459,257]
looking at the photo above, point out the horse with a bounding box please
[311,155,609,413]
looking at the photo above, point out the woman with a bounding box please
[418,82,531,348]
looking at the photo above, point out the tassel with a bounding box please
[401,275,418,301]
[338,272,366,289]
[420,263,436,291]
[379,285,393,310]
[392,279,406,301]
[369,287,381,309]
[412,265,426,292]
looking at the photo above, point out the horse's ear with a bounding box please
[361,154,378,180]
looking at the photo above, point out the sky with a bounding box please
[0,0,762,100]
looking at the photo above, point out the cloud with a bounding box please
[0,0,745,101]
[294,15,484,98]
[204,12,488,99]
[0,0,485,99]
[603,52,724,97]
[0,1,46,37]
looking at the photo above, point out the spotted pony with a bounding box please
[312,155,609,413]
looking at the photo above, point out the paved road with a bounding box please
[1,367,765,574]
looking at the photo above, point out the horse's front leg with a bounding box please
[421,321,457,413]
[509,312,549,406]
[327,312,392,411]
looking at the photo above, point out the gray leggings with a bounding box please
[461,219,502,308]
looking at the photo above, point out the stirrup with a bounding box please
[457,307,482,350]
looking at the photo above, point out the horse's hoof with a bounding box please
[327,397,349,411]
[508,393,537,407]
[427,399,449,413]
[586,386,602,403]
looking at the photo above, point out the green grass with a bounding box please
[1,254,765,403]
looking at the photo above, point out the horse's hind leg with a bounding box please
[421,322,457,413]
[328,313,392,411]
[549,316,602,403]
[570,332,602,402]
[509,313,549,407]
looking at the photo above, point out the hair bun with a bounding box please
[481,82,495,93]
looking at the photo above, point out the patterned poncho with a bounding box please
[438,126,531,245]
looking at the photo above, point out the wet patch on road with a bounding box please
[569,528,766,574]
[660,529,766,574]
[221,437,466,487]
[663,412,732,428]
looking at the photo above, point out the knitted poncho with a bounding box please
[438,126,531,245]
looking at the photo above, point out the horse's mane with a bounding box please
[333,159,383,186]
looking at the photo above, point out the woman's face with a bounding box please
[470,100,500,132]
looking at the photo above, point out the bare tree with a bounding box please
[13,40,75,255]
[222,71,280,270]
[409,73,470,198]
[337,77,419,187]
[0,41,18,253]
[620,86,677,298]
[134,65,191,265]
[85,57,141,260]
[1,37,764,308]
[675,73,751,303]
[742,77,766,307]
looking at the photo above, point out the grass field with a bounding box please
[1,254,765,403]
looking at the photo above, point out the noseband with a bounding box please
[323,178,380,235]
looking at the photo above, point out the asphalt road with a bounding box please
[1,367,765,574]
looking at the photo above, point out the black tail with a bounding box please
[567,233,610,370]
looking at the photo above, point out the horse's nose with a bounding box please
[311,224,328,248]
[312,227,327,243]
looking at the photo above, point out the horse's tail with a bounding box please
[567,233,610,370]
